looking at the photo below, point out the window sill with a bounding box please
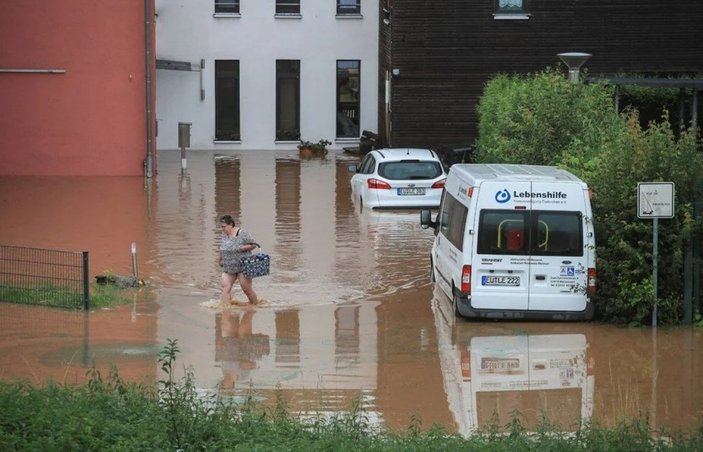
[214,140,241,144]
[213,13,241,19]
[275,140,299,144]
[274,13,302,19]
[336,14,363,20]
[493,13,531,20]
[335,138,359,143]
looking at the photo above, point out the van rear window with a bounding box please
[477,210,583,256]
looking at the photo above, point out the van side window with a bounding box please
[533,212,583,256]
[440,193,468,249]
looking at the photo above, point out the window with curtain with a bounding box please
[497,0,525,13]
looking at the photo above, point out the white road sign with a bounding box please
[637,182,675,219]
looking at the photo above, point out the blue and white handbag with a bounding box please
[241,244,270,279]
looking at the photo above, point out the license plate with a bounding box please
[481,275,520,286]
[481,358,520,371]
[397,187,425,196]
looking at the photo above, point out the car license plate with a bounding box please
[481,358,520,371]
[481,275,520,286]
[397,187,425,196]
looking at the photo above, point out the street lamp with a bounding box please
[558,52,592,83]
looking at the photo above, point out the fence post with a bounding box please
[82,251,89,310]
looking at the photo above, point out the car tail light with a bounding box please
[461,265,471,293]
[367,178,391,190]
[432,178,446,189]
[587,268,597,295]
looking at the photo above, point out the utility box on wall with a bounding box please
[178,122,191,148]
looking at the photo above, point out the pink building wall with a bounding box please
[0,1,156,176]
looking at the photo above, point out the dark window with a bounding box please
[215,60,240,141]
[276,0,300,14]
[276,60,300,141]
[496,0,526,13]
[533,212,583,256]
[336,60,360,138]
[440,193,468,250]
[477,210,583,256]
[215,0,239,14]
[337,0,360,15]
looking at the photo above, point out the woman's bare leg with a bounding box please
[220,272,237,304]
[238,273,258,304]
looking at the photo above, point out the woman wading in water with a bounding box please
[219,215,259,306]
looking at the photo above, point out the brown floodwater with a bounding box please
[1,149,702,435]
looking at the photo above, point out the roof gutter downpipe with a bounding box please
[144,0,154,178]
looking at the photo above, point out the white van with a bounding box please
[421,164,596,320]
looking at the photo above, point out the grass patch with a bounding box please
[1,339,701,451]
[89,283,140,310]
[0,282,141,310]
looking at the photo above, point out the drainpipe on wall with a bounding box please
[144,0,154,178]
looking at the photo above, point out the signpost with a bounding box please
[637,182,675,327]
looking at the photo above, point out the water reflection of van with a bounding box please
[421,164,596,320]
[432,299,595,436]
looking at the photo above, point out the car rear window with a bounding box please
[378,160,443,180]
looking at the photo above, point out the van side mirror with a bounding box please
[420,209,437,230]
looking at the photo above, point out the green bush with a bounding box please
[476,69,703,324]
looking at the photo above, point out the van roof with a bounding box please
[450,164,586,184]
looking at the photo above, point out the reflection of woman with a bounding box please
[216,310,270,389]
[219,214,259,306]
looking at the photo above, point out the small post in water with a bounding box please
[131,242,139,279]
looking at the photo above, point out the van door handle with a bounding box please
[535,275,546,281]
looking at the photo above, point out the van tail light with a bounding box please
[461,265,472,293]
[587,268,597,295]
[432,178,446,189]
[368,178,391,190]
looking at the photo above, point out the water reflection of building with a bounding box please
[274,159,302,272]
[432,295,594,436]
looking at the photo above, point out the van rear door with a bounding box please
[527,182,590,312]
[471,181,532,311]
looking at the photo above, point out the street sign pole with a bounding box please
[652,218,658,327]
[637,182,674,328]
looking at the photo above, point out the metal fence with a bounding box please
[0,245,89,309]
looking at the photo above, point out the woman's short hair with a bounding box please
[220,214,235,226]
